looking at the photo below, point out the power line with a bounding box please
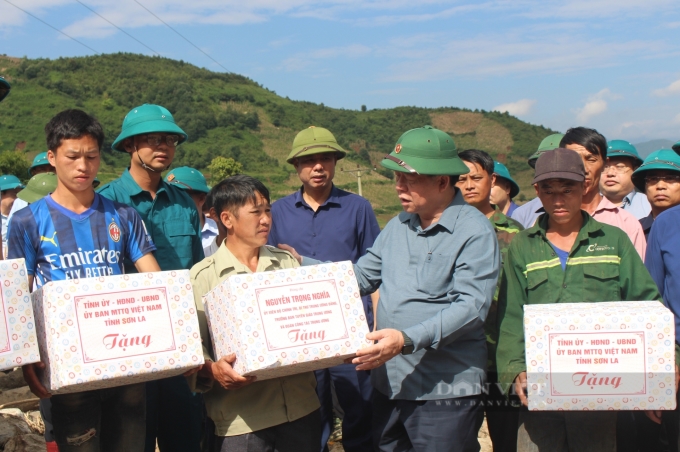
[74,0,160,55]
[2,0,99,54]
[133,0,229,72]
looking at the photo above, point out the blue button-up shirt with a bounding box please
[98,169,204,272]
[510,197,543,229]
[352,189,499,400]
[645,204,680,348]
[268,186,381,325]
[620,189,651,220]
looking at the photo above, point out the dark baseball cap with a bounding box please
[532,148,586,184]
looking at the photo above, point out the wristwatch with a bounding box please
[401,331,414,355]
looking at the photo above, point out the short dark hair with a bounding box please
[210,175,270,217]
[457,149,494,176]
[560,127,607,160]
[45,109,104,152]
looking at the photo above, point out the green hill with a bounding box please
[0,53,556,224]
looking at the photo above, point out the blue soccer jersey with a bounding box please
[7,193,155,286]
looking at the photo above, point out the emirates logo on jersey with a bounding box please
[109,221,121,242]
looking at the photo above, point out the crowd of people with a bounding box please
[1,74,680,452]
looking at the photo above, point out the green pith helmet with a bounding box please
[111,104,188,152]
[528,133,565,168]
[17,172,57,203]
[28,152,52,176]
[673,140,680,154]
[165,166,210,193]
[381,125,468,175]
[607,140,643,165]
[286,126,347,164]
[0,175,24,192]
[631,149,680,192]
[0,76,9,103]
[493,161,520,198]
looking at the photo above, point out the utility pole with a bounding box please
[341,164,374,197]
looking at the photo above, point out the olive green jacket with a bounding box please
[496,212,662,393]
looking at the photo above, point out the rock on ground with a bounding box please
[3,433,46,452]
[0,415,32,448]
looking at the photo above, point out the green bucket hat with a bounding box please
[17,172,57,203]
[0,175,24,192]
[606,140,643,165]
[493,161,520,198]
[28,152,51,176]
[165,166,210,193]
[286,126,347,164]
[528,133,565,168]
[381,125,468,176]
[0,76,9,103]
[111,104,188,152]
[673,140,679,154]
[631,149,680,192]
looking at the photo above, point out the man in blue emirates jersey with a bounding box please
[8,109,160,452]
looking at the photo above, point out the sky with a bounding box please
[1,0,680,143]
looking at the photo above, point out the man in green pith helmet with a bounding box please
[98,104,204,452]
[288,126,500,450]
[600,140,650,220]
[268,126,381,452]
[510,133,564,228]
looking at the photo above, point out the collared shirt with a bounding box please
[98,169,204,272]
[506,201,519,217]
[510,197,543,229]
[496,212,662,392]
[645,205,680,366]
[268,185,381,326]
[190,244,319,436]
[639,214,654,240]
[351,189,500,400]
[201,217,218,257]
[486,209,523,372]
[591,196,646,260]
[620,189,651,220]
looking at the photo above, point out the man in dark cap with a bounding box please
[496,148,660,452]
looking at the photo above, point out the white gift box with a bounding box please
[202,261,373,380]
[32,270,204,394]
[0,259,40,370]
[524,301,676,411]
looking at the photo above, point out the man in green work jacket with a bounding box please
[456,149,523,452]
[98,104,204,452]
[496,148,661,452]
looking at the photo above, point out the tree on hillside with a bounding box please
[207,156,243,183]
[0,151,31,181]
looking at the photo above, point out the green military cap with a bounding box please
[606,140,643,165]
[381,125,468,176]
[673,140,680,154]
[631,149,680,192]
[165,166,210,193]
[28,152,51,176]
[17,172,57,203]
[0,76,9,103]
[493,161,520,199]
[528,133,564,169]
[286,126,347,164]
[0,175,24,192]
[112,104,188,152]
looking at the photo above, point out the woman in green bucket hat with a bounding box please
[490,161,521,216]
